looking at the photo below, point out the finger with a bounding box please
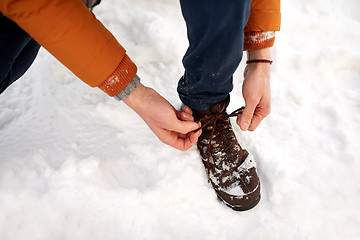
[178,126,201,139]
[156,129,188,151]
[170,119,201,135]
[248,114,263,131]
[181,129,202,150]
[248,105,270,131]
[183,106,193,115]
[188,129,201,144]
[178,111,194,121]
[168,133,195,151]
[158,127,202,151]
[238,101,256,131]
[178,133,187,139]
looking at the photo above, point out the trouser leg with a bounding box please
[177,0,252,110]
[0,13,41,94]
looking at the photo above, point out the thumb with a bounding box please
[170,118,201,134]
[238,102,256,131]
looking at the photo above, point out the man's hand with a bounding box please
[237,48,271,131]
[124,83,201,151]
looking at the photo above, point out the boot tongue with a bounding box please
[193,96,230,120]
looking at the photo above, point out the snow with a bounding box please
[1,0,360,239]
[247,31,276,43]
[220,153,257,196]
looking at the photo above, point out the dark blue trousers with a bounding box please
[0,13,40,95]
[178,0,252,110]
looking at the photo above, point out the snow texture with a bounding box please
[1,0,360,239]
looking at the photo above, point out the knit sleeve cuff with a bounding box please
[244,31,276,51]
[98,54,137,97]
[114,74,140,101]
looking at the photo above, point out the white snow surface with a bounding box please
[1,0,360,239]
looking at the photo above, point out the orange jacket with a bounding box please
[0,0,280,97]
[244,0,281,50]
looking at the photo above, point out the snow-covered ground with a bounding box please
[1,0,360,239]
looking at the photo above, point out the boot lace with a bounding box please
[194,107,245,180]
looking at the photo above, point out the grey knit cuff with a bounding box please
[114,75,141,101]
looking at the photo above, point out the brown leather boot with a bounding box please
[192,96,260,211]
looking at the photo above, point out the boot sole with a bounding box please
[217,194,261,211]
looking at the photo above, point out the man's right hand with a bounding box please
[123,83,201,151]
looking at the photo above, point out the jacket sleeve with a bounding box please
[243,0,281,50]
[0,0,137,97]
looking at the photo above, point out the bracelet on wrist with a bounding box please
[246,59,273,65]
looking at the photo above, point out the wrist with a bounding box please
[123,83,148,112]
[246,48,272,70]
[246,48,271,61]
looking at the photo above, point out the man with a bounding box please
[0,0,280,210]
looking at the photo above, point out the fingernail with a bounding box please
[182,113,191,120]
[241,122,249,130]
